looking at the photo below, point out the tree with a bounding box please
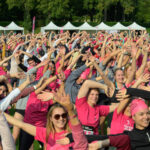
[37,0,71,22]
[136,0,150,23]
[120,0,134,21]
[6,0,36,31]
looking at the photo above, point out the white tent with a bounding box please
[41,21,60,33]
[111,22,129,30]
[5,21,24,33]
[95,22,112,30]
[62,21,78,30]
[78,22,96,30]
[128,22,146,30]
[0,26,5,31]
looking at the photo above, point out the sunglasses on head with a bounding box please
[53,113,68,120]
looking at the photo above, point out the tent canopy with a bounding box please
[62,21,78,30]
[95,22,112,30]
[78,22,96,30]
[128,22,146,30]
[41,21,60,33]
[0,26,5,30]
[5,21,24,31]
[111,22,129,30]
[42,21,60,30]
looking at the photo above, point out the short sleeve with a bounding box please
[98,105,109,116]
[75,97,87,108]
[35,127,46,143]
[64,69,71,79]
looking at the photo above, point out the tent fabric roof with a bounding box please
[111,22,129,30]
[78,22,96,30]
[42,21,60,30]
[62,22,78,30]
[5,21,24,30]
[0,26,5,30]
[95,22,112,30]
[128,22,146,30]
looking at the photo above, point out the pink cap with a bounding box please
[130,99,148,116]
[80,71,88,80]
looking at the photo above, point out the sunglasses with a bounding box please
[53,113,68,120]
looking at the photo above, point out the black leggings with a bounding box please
[19,130,43,150]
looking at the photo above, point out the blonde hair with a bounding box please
[46,103,71,143]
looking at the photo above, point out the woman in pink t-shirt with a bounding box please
[5,103,74,150]
[75,80,117,135]
[110,90,134,134]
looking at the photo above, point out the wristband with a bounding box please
[33,86,37,90]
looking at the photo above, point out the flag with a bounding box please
[32,16,35,34]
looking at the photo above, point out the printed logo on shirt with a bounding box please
[124,120,133,131]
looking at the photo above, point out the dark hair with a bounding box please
[38,49,45,57]
[27,57,34,63]
[87,88,100,97]
[114,68,123,76]
[0,82,8,93]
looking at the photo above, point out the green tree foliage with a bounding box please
[2,0,150,30]
[37,0,71,22]
[136,0,150,23]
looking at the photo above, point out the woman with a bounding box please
[4,98,76,149]
[75,79,117,135]
[86,97,150,150]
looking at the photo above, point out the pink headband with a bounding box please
[130,99,148,116]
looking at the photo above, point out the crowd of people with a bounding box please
[0,30,150,150]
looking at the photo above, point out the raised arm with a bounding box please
[136,47,148,78]
[77,80,107,99]
[4,113,36,136]
[0,54,14,66]
[54,88,88,150]
[125,44,137,84]
[102,50,121,66]
[91,58,114,89]
[35,75,57,94]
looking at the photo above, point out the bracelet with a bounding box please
[68,114,77,120]
[33,86,37,90]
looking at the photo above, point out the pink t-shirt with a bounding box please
[35,127,74,150]
[24,92,53,127]
[0,67,6,75]
[110,109,134,134]
[48,69,71,91]
[75,97,109,135]
[36,66,44,80]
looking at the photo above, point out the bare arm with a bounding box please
[93,61,114,89]
[77,80,107,99]
[4,113,36,136]
[103,50,121,66]
[136,49,148,78]
[35,76,57,94]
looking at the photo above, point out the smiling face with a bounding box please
[133,108,150,130]
[87,89,99,107]
[115,70,124,84]
[50,107,67,132]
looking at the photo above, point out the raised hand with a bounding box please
[53,88,73,111]
[116,89,130,101]
[139,73,150,83]
[37,91,54,101]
